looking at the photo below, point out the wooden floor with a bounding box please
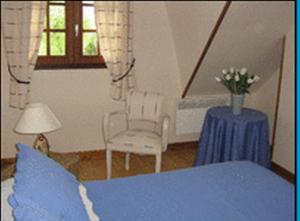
[77,142,294,184]
[1,142,294,183]
[78,142,197,181]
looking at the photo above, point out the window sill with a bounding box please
[35,63,107,70]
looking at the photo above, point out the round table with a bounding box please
[194,106,270,168]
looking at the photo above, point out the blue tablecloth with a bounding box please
[194,106,270,167]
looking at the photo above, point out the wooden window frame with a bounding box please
[36,1,105,69]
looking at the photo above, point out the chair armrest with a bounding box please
[102,111,128,142]
[160,114,170,152]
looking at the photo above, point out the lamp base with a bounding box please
[33,134,50,156]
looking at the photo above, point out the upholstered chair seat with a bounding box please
[107,129,161,155]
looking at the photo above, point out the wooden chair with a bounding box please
[102,91,170,179]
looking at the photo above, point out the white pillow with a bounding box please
[1,178,14,221]
[79,184,100,221]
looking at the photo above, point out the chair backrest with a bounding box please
[126,91,163,123]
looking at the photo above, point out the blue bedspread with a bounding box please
[84,161,294,221]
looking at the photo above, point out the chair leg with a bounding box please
[106,149,112,180]
[125,152,130,170]
[155,153,162,173]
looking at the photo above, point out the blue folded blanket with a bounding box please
[84,161,294,221]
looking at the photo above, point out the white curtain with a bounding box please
[94,1,136,101]
[2,1,46,109]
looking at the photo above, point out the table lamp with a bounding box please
[14,103,61,156]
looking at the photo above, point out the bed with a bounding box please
[2,143,294,221]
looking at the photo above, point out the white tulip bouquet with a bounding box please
[215,67,259,94]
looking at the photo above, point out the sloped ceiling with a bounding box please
[165,1,226,91]
[166,1,294,97]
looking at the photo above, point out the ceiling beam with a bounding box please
[271,35,286,158]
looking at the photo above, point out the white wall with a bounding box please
[1,2,183,158]
[165,1,225,91]
[272,27,295,173]
[240,31,294,174]
[253,69,280,144]
[187,1,293,96]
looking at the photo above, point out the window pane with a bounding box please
[50,5,65,29]
[50,32,66,55]
[38,32,47,56]
[83,6,96,30]
[83,32,98,56]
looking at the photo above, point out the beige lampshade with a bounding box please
[14,103,61,134]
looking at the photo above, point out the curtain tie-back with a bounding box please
[7,65,30,85]
[112,58,136,83]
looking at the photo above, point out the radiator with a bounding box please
[176,95,229,134]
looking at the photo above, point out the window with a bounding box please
[36,1,105,69]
